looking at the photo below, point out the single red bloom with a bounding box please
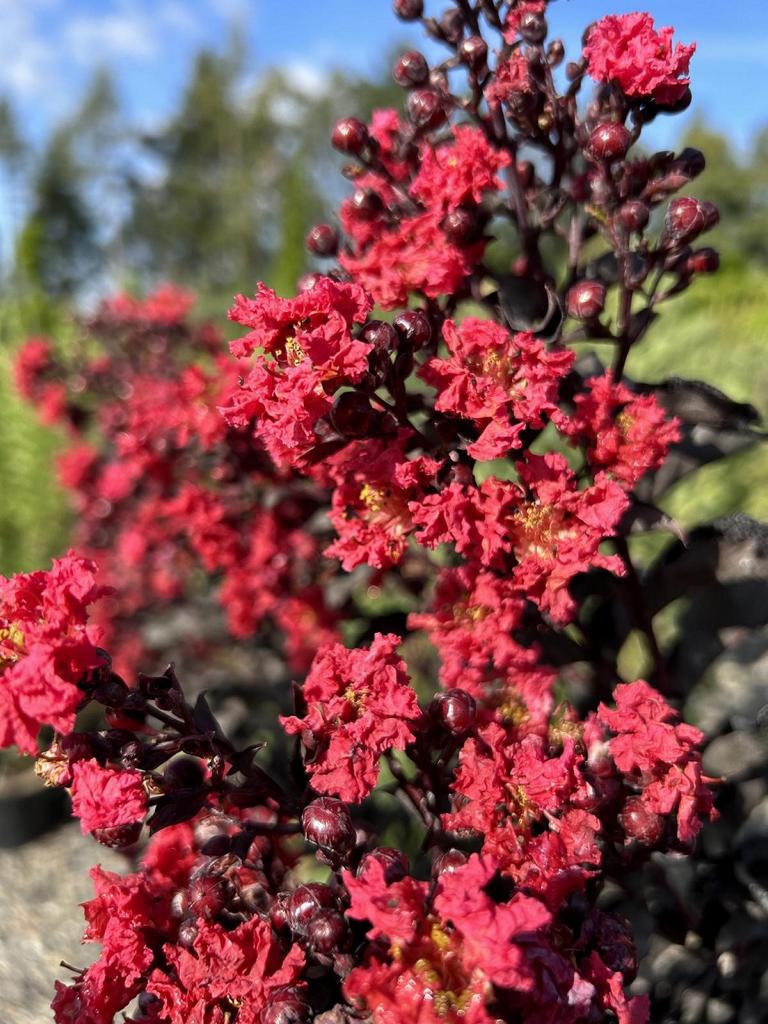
[584,13,695,105]
[487,52,533,107]
[281,633,421,803]
[410,126,510,212]
[70,759,148,835]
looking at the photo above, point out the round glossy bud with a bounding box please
[432,848,468,877]
[519,10,548,43]
[517,160,535,189]
[685,247,720,275]
[407,88,447,130]
[618,200,650,233]
[394,50,429,87]
[442,207,483,245]
[566,280,606,320]
[92,821,143,849]
[296,272,325,293]
[394,0,423,19]
[619,797,663,846]
[350,187,384,220]
[547,39,565,66]
[431,688,476,734]
[458,35,488,69]
[200,832,232,857]
[187,875,227,920]
[331,117,369,155]
[262,988,312,1024]
[306,910,348,954]
[306,223,339,256]
[393,309,432,348]
[357,847,410,883]
[178,918,198,949]
[675,147,706,179]
[287,882,337,934]
[362,319,398,352]
[589,122,631,162]
[302,796,356,861]
[330,391,375,439]
[664,196,719,245]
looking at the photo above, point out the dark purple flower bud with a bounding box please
[664,196,719,246]
[439,8,465,43]
[330,392,375,439]
[519,11,548,43]
[619,797,663,846]
[163,757,205,790]
[394,0,423,20]
[92,821,143,849]
[362,319,398,352]
[442,207,484,246]
[306,223,339,256]
[589,122,631,162]
[432,848,468,877]
[331,117,369,156]
[287,882,337,934]
[685,247,720,275]
[394,50,429,87]
[270,891,292,933]
[306,909,348,954]
[458,35,488,70]
[350,187,384,220]
[566,280,606,320]
[302,796,356,862]
[618,200,650,232]
[357,846,410,883]
[393,309,432,348]
[262,987,312,1024]
[430,688,476,734]
[187,874,228,920]
[407,88,447,130]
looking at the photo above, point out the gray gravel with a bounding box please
[0,824,124,1024]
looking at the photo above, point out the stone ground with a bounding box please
[0,825,124,1024]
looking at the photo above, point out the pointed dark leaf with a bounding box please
[148,789,208,834]
[645,377,761,431]
[496,275,563,339]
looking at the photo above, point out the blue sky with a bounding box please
[2,0,767,152]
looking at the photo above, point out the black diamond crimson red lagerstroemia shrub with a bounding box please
[5,1,766,1021]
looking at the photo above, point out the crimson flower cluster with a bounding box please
[8,3,730,1023]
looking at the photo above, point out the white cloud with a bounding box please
[63,9,159,64]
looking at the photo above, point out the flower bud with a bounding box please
[664,196,719,246]
[357,846,410,883]
[566,280,606,320]
[519,11,548,43]
[92,821,143,849]
[306,223,339,256]
[288,882,337,934]
[432,848,468,877]
[589,122,631,162]
[394,50,429,87]
[394,0,423,19]
[302,796,356,862]
[618,200,650,233]
[262,988,312,1024]
[330,392,375,439]
[685,247,719,275]
[439,8,465,43]
[547,39,565,66]
[187,874,228,919]
[407,88,447,130]
[393,309,432,348]
[331,117,369,156]
[442,206,484,245]
[306,909,348,954]
[350,187,384,220]
[163,757,205,790]
[362,319,398,352]
[458,35,488,70]
[619,797,663,846]
[430,688,476,734]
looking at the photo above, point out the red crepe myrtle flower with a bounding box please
[0,552,108,754]
[147,917,305,1024]
[410,126,511,212]
[503,1,547,42]
[70,759,148,835]
[101,283,195,327]
[281,633,420,803]
[487,53,533,107]
[420,319,573,460]
[340,211,479,310]
[559,373,680,487]
[584,13,695,106]
[326,434,441,570]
